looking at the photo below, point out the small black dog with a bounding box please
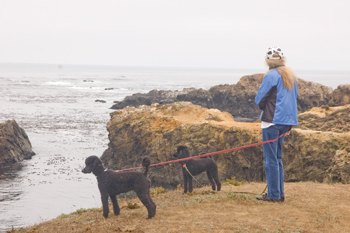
[82,156,156,219]
[173,145,221,193]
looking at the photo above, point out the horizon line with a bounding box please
[0,62,350,73]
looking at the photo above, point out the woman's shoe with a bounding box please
[256,193,284,202]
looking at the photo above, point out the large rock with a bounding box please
[102,102,350,186]
[111,74,333,120]
[284,129,350,183]
[292,105,350,182]
[330,84,350,106]
[297,79,333,109]
[0,120,35,164]
[102,102,263,187]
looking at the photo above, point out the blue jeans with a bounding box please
[262,124,291,200]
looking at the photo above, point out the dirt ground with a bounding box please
[10,182,350,233]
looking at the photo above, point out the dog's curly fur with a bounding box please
[82,156,156,219]
[173,145,221,193]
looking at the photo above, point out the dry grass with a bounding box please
[9,182,350,233]
[224,177,243,186]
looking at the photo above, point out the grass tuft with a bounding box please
[224,177,242,186]
[125,202,141,209]
[150,186,167,196]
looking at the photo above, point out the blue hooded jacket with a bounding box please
[255,69,298,126]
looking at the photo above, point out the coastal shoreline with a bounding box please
[0,68,349,231]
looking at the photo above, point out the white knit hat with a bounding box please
[266,47,284,60]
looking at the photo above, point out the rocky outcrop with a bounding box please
[291,105,350,183]
[283,129,350,183]
[297,79,333,109]
[298,105,350,133]
[111,74,333,120]
[0,120,35,164]
[102,102,350,186]
[102,102,262,187]
[330,84,350,106]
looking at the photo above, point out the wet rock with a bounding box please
[102,102,350,186]
[95,99,107,103]
[110,74,333,120]
[111,89,193,110]
[0,120,35,165]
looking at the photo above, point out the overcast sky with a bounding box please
[0,0,349,71]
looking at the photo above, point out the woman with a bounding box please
[255,47,298,202]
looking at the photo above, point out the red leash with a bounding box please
[115,131,290,173]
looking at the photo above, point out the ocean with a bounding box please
[0,63,348,231]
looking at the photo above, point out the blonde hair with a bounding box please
[266,58,296,90]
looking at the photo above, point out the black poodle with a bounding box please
[82,155,156,219]
[173,145,221,193]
